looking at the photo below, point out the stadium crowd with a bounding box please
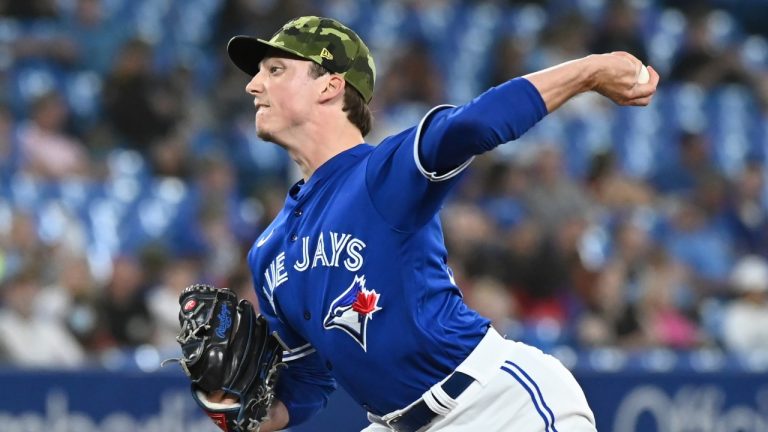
[1,0,768,369]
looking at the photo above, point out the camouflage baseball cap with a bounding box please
[227,16,376,103]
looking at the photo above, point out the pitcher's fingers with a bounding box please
[631,66,660,98]
[610,51,643,74]
[628,94,654,106]
[610,51,640,62]
[637,65,660,90]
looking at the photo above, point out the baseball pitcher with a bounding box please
[172,15,659,432]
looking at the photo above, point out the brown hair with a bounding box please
[309,62,373,136]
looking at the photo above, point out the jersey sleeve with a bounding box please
[366,106,463,232]
[276,351,338,427]
[252,275,337,426]
[367,78,547,231]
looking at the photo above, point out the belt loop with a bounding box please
[423,383,458,416]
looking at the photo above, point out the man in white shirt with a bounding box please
[723,255,768,352]
[0,269,85,368]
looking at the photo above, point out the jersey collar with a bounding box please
[288,144,372,201]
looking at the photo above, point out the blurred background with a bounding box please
[1,0,768,431]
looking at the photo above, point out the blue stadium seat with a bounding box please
[64,71,103,125]
[741,35,768,72]
[644,8,687,76]
[705,85,758,177]
[7,61,67,116]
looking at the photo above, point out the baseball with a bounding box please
[637,65,650,84]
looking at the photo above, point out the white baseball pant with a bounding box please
[363,328,596,432]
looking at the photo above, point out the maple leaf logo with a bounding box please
[352,289,380,316]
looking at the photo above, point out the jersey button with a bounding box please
[294,209,303,217]
[290,233,298,242]
[325,360,333,370]
[303,311,311,320]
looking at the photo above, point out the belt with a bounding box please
[386,372,475,432]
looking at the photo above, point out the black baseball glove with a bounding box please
[168,284,286,432]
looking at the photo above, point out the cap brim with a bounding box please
[227,36,269,76]
[227,36,310,76]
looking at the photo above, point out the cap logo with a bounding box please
[320,47,334,60]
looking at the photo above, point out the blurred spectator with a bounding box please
[663,198,733,291]
[198,153,238,207]
[652,132,722,196]
[102,38,180,153]
[0,0,767,365]
[576,218,653,348]
[476,160,529,230]
[722,161,768,256]
[63,0,132,74]
[442,202,497,268]
[523,145,591,233]
[578,225,700,350]
[197,205,242,287]
[586,151,655,213]
[668,6,754,88]
[635,248,700,349]
[465,277,520,338]
[589,0,648,64]
[577,259,644,349]
[147,259,200,349]
[226,261,259,308]
[1,211,50,282]
[600,217,653,307]
[758,73,768,114]
[722,255,768,352]
[374,41,443,110]
[172,154,259,279]
[370,40,445,140]
[0,268,85,368]
[0,105,17,176]
[533,11,590,68]
[213,0,311,44]
[149,129,193,179]
[1,0,57,19]
[98,256,155,348]
[8,5,79,66]
[502,220,569,321]
[34,253,106,351]
[692,170,728,221]
[212,59,256,124]
[17,91,90,180]
[487,36,529,88]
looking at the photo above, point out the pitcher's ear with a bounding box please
[319,74,346,103]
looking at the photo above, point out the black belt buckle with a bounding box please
[385,412,405,431]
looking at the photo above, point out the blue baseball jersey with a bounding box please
[247,78,547,426]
